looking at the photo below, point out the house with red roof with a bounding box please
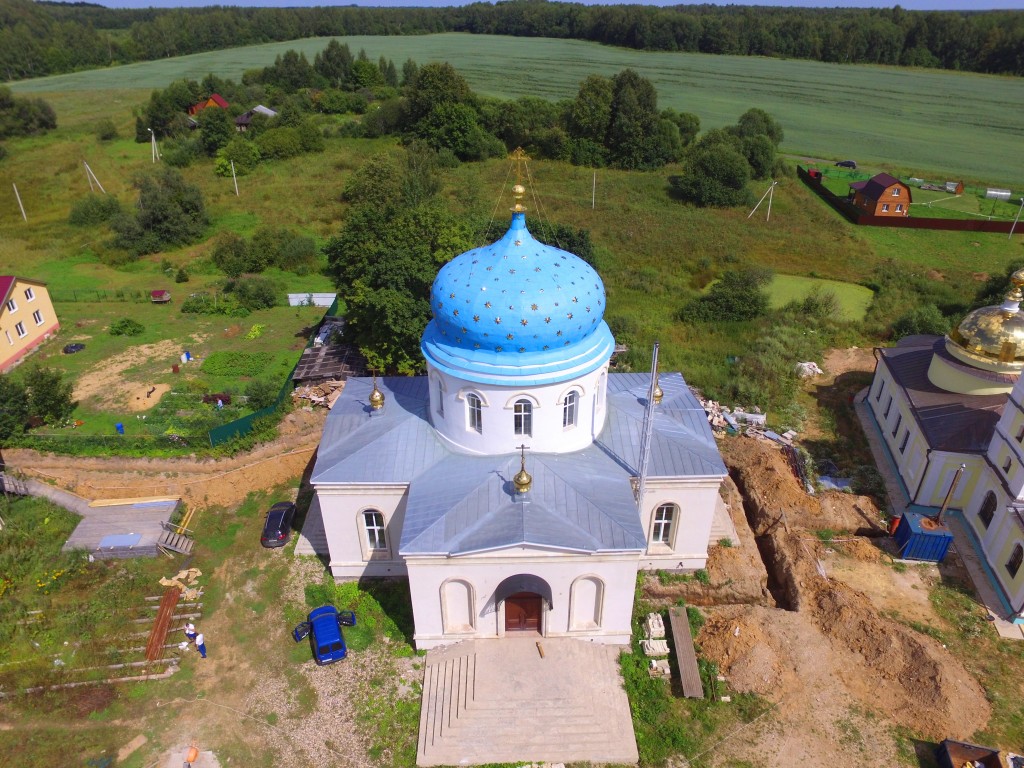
[848,173,912,217]
[187,93,229,116]
[0,276,59,372]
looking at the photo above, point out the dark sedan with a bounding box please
[260,501,296,548]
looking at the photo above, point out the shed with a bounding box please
[945,180,964,195]
[150,290,171,304]
[936,738,1002,768]
[894,511,953,562]
[986,188,1012,201]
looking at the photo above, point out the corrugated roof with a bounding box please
[312,372,726,555]
[858,172,909,202]
[879,338,1006,453]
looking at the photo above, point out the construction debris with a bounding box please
[794,361,824,378]
[642,638,670,657]
[644,612,666,640]
[159,567,202,599]
[293,379,346,409]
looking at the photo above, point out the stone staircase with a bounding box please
[417,638,638,766]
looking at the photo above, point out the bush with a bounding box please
[212,233,256,277]
[214,138,261,177]
[109,318,144,336]
[892,304,949,339]
[111,168,208,256]
[254,127,302,159]
[245,379,279,411]
[160,136,202,168]
[95,118,119,142]
[230,275,279,311]
[175,267,189,283]
[679,266,773,323]
[180,292,249,317]
[68,194,122,226]
[251,226,319,273]
[201,351,273,377]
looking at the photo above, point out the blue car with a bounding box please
[294,606,356,665]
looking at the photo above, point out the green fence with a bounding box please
[206,297,341,448]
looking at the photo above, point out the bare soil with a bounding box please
[72,338,185,409]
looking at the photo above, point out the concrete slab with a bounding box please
[417,637,638,766]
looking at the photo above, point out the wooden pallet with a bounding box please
[668,606,704,699]
[144,587,181,662]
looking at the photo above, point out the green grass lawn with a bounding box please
[10,34,1024,185]
[768,275,874,321]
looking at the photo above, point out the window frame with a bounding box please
[891,413,902,438]
[1007,544,1023,578]
[883,396,893,419]
[562,390,579,430]
[6,299,17,313]
[881,203,890,213]
[14,321,26,338]
[891,187,901,197]
[363,510,387,551]
[467,393,482,434]
[651,503,677,546]
[899,430,910,454]
[514,398,533,437]
[895,203,904,212]
[24,287,35,302]
[32,309,43,326]
[979,491,997,529]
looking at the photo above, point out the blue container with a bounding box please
[894,511,953,562]
[115,422,124,435]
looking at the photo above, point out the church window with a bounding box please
[891,414,902,438]
[1004,457,1012,475]
[883,396,893,419]
[363,511,386,550]
[1007,544,1024,578]
[467,393,482,433]
[436,379,445,417]
[874,379,884,401]
[979,492,997,529]
[563,391,578,429]
[1016,424,1024,443]
[652,503,676,545]
[514,399,532,437]
[899,430,910,454]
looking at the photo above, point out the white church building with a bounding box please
[303,190,730,649]
[867,269,1024,623]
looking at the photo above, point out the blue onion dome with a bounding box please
[421,210,614,386]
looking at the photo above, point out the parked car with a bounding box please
[295,605,357,665]
[62,343,85,354]
[260,501,296,548]
[835,160,857,169]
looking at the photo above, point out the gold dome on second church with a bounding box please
[947,269,1024,373]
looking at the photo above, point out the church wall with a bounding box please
[637,479,722,571]
[405,551,638,650]
[315,484,409,579]
[964,475,1024,620]
[987,398,1024,501]
[426,363,609,455]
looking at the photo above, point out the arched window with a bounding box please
[514,399,532,437]
[1007,544,1024,578]
[652,503,677,545]
[436,378,445,417]
[563,391,578,429]
[467,393,482,433]
[363,510,386,550]
[979,492,997,529]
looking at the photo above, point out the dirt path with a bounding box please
[2,408,326,509]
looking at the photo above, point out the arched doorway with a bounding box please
[505,592,542,633]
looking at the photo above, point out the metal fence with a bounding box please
[49,289,154,303]
[206,297,341,448]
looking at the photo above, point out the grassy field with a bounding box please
[768,275,874,321]
[9,33,1024,185]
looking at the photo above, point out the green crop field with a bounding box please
[10,33,1024,185]
[768,275,874,321]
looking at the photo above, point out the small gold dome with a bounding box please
[369,376,385,410]
[512,183,526,198]
[947,275,1024,373]
[513,466,532,494]
[652,378,663,404]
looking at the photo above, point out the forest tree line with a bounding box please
[2,0,1023,82]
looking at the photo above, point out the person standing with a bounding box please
[195,632,207,658]
[184,622,197,643]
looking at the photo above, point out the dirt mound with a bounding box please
[722,437,885,535]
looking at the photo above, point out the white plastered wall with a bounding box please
[405,549,639,650]
[637,477,724,571]
[316,483,409,578]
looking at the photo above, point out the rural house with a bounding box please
[235,104,278,131]
[867,269,1024,626]
[300,185,732,650]
[188,93,229,116]
[849,172,912,217]
[0,276,59,373]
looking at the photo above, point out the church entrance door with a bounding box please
[504,592,542,633]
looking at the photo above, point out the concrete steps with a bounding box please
[417,638,638,767]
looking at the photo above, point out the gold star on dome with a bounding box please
[521,319,528,326]
[544,317,551,323]
[567,313,573,319]
[506,333,514,340]
[495,317,502,324]
[473,315,480,322]
[514,239,522,246]
[531,304,538,310]
[484,301,492,308]
[449,292,456,299]
[453,309,459,316]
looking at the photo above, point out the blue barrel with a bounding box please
[894,511,953,562]
[115,422,125,435]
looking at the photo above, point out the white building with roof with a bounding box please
[306,188,729,650]
[867,269,1024,623]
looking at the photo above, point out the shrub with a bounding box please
[111,168,207,256]
[160,136,202,168]
[201,351,273,377]
[68,194,122,227]
[245,379,279,410]
[95,118,119,142]
[679,266,773,323]
[254,127,302,159]
[0,143,7,162]
[180,292,249,317]
[231,275,279,311]
[214,138,261,177]
[892,304,949,339]
[212,233,256,277]
[175,267,189,283]
[109,318,144,336]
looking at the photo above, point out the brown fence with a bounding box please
[797,166,1022,235]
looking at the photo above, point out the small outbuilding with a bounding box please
[235,104,278,132]
[150,290,171,304]
[945,180,965,195]
[849,173,912,217]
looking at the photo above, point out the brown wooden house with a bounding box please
[848,173,912,217]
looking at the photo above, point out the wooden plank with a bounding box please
[144,587,180,662]
[668,606,704,699]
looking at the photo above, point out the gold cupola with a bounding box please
[946,269,1024,374]
[369,372,385,410]
[513,444,532,494]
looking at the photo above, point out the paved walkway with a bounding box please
[853,390,1024,640]
[418,637,638,766]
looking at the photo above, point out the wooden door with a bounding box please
[504,592,542,633]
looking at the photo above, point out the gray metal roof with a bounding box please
[311,372,727,555]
